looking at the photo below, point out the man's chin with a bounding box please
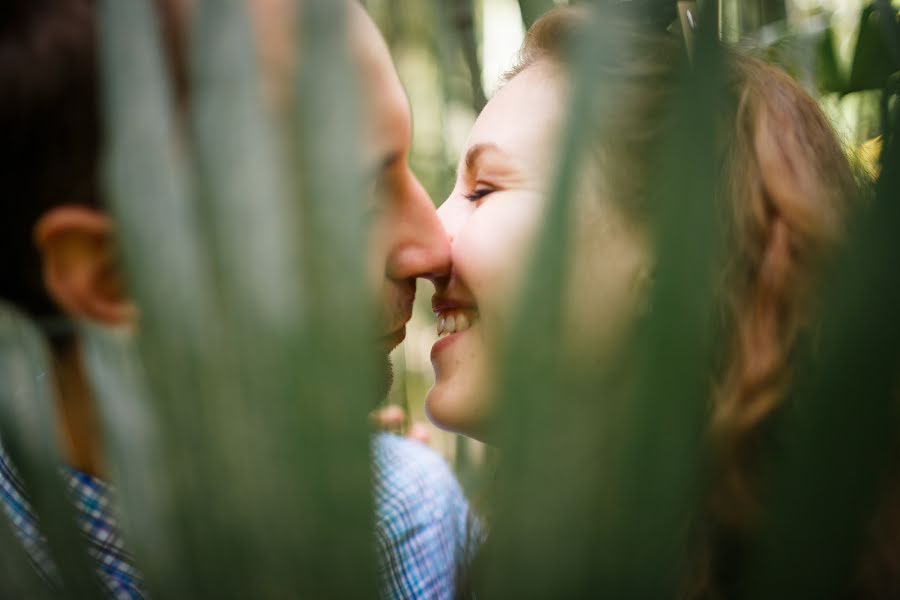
[381,326,406,352]
[376,353,394,402]
[375,323,405,403]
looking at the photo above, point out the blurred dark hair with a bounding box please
[0,0,187,321]
[0,0,101,318]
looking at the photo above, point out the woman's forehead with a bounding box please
[463,63,566,174]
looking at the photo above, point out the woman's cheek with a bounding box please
[459,193,545,335]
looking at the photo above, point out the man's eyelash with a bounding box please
[463,188,494,202]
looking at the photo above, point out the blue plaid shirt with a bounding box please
[373,433,480,599]
[0,449,144,599]
[1,433,475,599]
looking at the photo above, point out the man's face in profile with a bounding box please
[250,0,450,375]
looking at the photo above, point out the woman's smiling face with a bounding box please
[426,63,568,439]
[427,59,651,441]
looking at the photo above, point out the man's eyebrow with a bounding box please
[366,151,402,179]
[463,142,503,175]
[380,150,403,172]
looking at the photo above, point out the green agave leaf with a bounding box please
[0,303,103,598]
[485,3,724,598]
[190,0,300,328]
[289,1,378,596]
[99,0,225,595]
[189,0,311,592]
[79,324,173,595]
[0,505,52,600]
[99,0,378,596]
[588,4,725,595]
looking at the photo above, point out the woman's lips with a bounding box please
[431,327,462,361]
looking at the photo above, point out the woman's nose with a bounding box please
[436,195,469,245]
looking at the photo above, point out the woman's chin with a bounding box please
[424,378,483,439]
[425,324,492,439]
[424,381,461,433]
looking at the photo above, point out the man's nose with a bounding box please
[385,172,451,282]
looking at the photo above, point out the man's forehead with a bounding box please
[346,3,412,163]
[358,72,412,167]
[245,0,410,160]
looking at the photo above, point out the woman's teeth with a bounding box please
[436,310,476,337]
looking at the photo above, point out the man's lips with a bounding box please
[431,295,477,315]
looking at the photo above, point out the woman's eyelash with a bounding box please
[463,188,494,202]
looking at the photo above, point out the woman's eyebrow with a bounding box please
[462,142,504,176]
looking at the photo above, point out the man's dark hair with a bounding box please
[0,0,187,321]
[0,0,101,319]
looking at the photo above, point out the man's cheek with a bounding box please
[366,218,390,291]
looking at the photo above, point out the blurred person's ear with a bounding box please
[34,206,136,328]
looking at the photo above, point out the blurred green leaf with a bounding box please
[0,505,51,600]
[848,4,900,93]
[97,0,378,597]
[517,0,555,29]
[0,304,103,598]
[742,77,900,600]
[818,26,847,93]
[288,1,379,595]
[589,3,725,594]
[446,0,488,111]
[741,0,788,32]
[485,3,724,597]
[100,0,224,593]
[484,7,629,596]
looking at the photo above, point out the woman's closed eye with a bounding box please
[463,186,496,203]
